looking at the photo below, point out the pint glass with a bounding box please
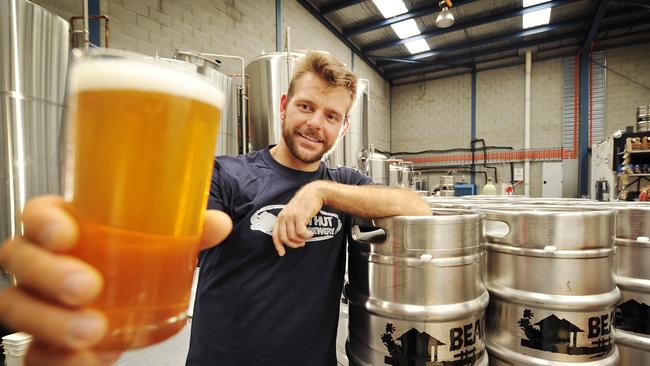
[63,49,223,350]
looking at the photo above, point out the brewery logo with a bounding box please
[381,322,484,366]
[518,309,613,357]
[616,299,650,335]
[250,204,342,241]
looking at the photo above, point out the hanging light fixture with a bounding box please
[435,0,454,28]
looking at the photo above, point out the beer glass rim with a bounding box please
[68,48,224,110]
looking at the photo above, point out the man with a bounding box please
[0,52,430,366]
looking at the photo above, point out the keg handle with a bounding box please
[484,219,511,239]
[350,218,388,244]
[351,225,387,244]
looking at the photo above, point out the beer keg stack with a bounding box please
[608,203,650,365]
[346,210,489,366]
[638,105,650,132]
[417,197,650,365]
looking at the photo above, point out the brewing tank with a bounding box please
[161,52,239,157]
[344,79,369,168]
[1,0,69,244]
[245,51,305,151]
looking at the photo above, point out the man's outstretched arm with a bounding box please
[272,181,431,255]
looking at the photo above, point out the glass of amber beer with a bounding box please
[63,48,223,350]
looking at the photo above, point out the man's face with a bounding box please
[281,72,351,164]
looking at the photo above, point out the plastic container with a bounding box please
[2,332,32,366]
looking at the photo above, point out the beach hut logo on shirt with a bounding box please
[250,204,343,241]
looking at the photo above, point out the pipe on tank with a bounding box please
[524,51,531,196]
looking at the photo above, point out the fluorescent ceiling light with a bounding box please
[372,0,408,18]
[522,0,551,29]
[404,39,430,54]
[391,19,421,39]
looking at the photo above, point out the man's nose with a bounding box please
[306,110,325,129]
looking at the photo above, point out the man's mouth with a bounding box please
[299,132,322,144]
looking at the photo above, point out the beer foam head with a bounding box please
[70,58,224,110]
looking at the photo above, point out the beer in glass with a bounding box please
[64,48,223,350]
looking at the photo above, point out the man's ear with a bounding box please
[280,94,288,113]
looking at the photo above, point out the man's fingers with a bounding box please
[294,220,314,240]
[276,219,304,248]
[0,238,102,307]
[21,196,79,251]
[199,210,233,251]
[0,288,107,350]
[271,226,285,257]
[26,342,120,366]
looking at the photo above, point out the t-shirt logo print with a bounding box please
[250,204,343,241]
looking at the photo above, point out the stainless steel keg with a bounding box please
[346,210,489,366]
[607,203,650,365]
[483,206,619,365]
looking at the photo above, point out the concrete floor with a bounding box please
[115,324,191,366]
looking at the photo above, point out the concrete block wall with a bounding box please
[391,74,471,151]
[391,57,563,197]
[605,44,650,135]
[31,0,391,149]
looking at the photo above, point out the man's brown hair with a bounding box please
[286,51,358,112]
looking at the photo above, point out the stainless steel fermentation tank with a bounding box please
[1,0,68,245]
[159,51,239,157]
[246,51,305,151]
[342,79,369,168]
[346,210,489,366]
[483,206,619,366]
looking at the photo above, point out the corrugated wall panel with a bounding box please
[562,57,577,151]
[562,52,606,151]
[591,51,606,144]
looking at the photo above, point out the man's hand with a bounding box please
[0,196,232,366]
[271,182,325,256]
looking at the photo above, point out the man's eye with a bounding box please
[327,114,340,122]
[297,104,311,112]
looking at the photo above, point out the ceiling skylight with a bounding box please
[405,39,430,54]
[523,0,551,29]
[372,0,408,18]
[372,0,430,54]
[391,19,421,39]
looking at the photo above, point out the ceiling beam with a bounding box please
[610,0,650,10]
[375,16,591,70]
[387,31,582,78]
[296,0,389,82]
[321,0,366,15]
[343,0,480,37]
[387,16,648,79]
[362,0,573,53]
[582,0,608,49]
[392,29,650,86]
[379,7,639,71]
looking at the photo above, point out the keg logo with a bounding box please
[615,299,650,335]
[380,321,485,365]
[518,309,613,357]
[250,205,342,241]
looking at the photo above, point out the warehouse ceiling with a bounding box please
[298,0,650,85]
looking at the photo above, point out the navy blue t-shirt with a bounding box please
[186,146,372,366]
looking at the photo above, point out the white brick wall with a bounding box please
[391,74,471,152]
[605,44,650,135]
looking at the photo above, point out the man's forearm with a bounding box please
[309,181,432,218]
